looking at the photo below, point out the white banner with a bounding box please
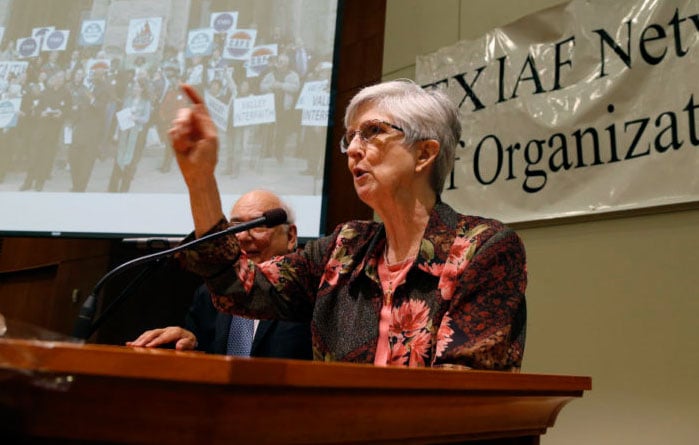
[301,92,330,127]
[0,61,28,81]
[205,91,230,132]
[296,80,329,110]
[233,93,275,127]
[116,107,135,132]
[416,0,699,223]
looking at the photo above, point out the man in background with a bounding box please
[127,189,312,359]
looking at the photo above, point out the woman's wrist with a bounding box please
[187,175,224,237]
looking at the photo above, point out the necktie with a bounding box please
[226,316,254,356]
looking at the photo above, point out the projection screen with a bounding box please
[0,0,339,239]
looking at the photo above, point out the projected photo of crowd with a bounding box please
[0,0,336,196]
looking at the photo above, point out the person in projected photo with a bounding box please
[108,78,151,193]
[67,68,100,192]
[259,53,300,164]
[20,70,68,192]
[171,79,528,370]
[127,189,312,360]
[156,59,187,173]
[0,72,26,183]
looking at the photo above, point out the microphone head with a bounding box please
[262,208,288,227]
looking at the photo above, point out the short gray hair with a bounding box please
[344,79,461,194]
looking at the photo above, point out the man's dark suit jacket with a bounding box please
[184,284,313,359]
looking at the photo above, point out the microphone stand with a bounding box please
[85,260,165,339]
[72,211,287,340]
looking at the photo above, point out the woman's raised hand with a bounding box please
[168,84,219,184]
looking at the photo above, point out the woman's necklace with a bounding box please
[383,244,417,267]
[380,244,417,306]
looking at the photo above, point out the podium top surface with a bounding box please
[0,338,591,393]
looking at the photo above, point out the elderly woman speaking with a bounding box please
[169,79,527,370]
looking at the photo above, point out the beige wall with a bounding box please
[383,1,699,444]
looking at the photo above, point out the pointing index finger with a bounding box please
[181,83,204,105]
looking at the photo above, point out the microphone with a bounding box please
[71,208,288,340]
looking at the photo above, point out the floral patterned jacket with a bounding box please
[178,201,527,370]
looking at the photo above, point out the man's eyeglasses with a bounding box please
[229,220,286,237]
[340,119,405,154]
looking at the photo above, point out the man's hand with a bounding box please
[126,326,198,351]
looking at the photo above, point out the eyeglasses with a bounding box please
[340,119,405,154]
[229,220,287,237]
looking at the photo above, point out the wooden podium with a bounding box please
[0,338,590,444]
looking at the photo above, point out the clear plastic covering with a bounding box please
[417,0,699,224]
